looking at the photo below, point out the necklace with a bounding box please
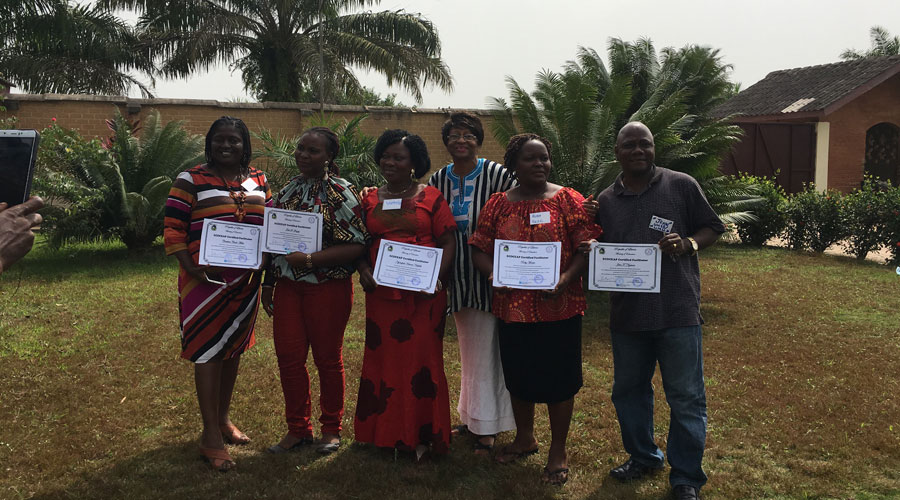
[381,181,414,196]
[216,171,247,221]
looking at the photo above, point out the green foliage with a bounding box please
[293,86,403,107]
[0,0,155,96]
[841,177,890,260]
[882,186,900,265]
[783,185,845,253]
[489,40,757,223]
[253,113,382,194]
[841,26,900,60]
[36,110,203,249]
[733,173,787,246]
[106,0,452,104]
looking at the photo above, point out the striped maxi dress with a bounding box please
[164,164,271,363]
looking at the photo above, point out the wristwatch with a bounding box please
[685,237,699,256]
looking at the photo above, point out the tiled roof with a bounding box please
[711,55,900,118]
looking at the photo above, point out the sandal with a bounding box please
[317,435,341,455]
[541,466,569,486]
[473,435,496,455]
[199,446,234,472]
[494,444,539,464]
[220,423,251,445]
[267,436,314,454]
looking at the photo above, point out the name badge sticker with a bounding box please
[383,198,402,210]
[649,215,674,233]
[530,211,551,225]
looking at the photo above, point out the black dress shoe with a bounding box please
[672,484,701,500]
[609,458,664,481]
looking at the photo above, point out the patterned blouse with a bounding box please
[469,187,602,323]
[268,174,370,284]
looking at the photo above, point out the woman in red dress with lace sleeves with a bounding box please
[470,134,601,485]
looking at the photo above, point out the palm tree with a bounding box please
[489,40,758,224]
[841,26,900,60]
[41,110,203,249]
[0,0,155,96]
[103,0,453,103]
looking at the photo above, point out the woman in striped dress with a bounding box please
[427,112,517,453]
[164,116,271,471]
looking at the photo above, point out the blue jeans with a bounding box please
[610,326,707,489]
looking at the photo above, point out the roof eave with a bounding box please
[728,110,824,123]
[821,63,900,116]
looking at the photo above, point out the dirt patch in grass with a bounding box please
[1,241,898,499]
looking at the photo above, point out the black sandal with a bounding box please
[473,434,496,454]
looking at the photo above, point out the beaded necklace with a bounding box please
[217,172,247,221]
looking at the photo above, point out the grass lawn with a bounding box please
[1,240,898,499]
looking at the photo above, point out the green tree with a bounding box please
[104,0,452,103]
[39,110,203,249]
[0,0,155,96]
[841,26,900,60]
[490,40,758,224]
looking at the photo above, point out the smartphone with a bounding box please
[204,272,227,286]
[0,130,41,206]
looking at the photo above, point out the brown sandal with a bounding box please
[220,424,251,445]
[541,466,569,485]
[199,446,235,472]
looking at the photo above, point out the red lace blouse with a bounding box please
[469,187,602,323]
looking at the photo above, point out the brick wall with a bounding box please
[0,94,509,179]
[823,73,900,192]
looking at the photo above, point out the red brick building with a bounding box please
[713,55,900,193]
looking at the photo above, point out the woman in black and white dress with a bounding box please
[427,112,517,453]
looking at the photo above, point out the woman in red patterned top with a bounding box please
[164,116,271,471]
[470,133,601,485]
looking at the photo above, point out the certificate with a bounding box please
[198,219,263,269]
[262,208,323,255]
[588,243,661,293]
[373,239,443,293]
[492,239,561,290]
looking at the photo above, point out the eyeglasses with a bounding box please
[447,134,477,142]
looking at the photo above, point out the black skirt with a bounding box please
[497,315,583,404]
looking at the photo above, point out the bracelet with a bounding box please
[435,279,443,292]
[306,253,313,269]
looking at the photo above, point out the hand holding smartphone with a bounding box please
[0,130,40,206]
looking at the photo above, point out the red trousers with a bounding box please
[273,277,352,437]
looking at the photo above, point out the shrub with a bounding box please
[783,184,845,253]
[883,186,900,266]
[733,173,787,246]
[33,120,117,246]
[841,177,889,260]
[34,111,202,249]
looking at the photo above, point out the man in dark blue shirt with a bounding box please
[584,122,724,500]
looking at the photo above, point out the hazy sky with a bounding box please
[124,0,900,108]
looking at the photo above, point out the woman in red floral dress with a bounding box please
[354,130,456,460]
